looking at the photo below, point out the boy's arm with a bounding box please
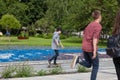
[59,41,64,48]
[55,39,59,46]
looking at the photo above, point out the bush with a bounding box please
[37,69,47,76]
[1,65,16,78]
[1,63,34,78]
[35,33,43,38]
[77,65,87,72]
[43,33,53,39]
[35,33,52,39]
[60,34,67,39]
[49,67,63,74]
[35,33,67,39]
[18,31,29,39]
[15,64,34,77]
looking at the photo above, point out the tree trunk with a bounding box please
[6,29,11,42]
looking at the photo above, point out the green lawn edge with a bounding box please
[0,36,106,48]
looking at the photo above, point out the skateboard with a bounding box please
[47,63,61,68]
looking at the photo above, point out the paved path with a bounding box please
[5,72,117,80]
[0,58,117,80]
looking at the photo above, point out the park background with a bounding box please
[0,0,119,79]
[0,0,119,47]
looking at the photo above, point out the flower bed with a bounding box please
[17,36,29,39]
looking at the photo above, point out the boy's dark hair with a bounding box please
[92,10,101,20]
[56,27,62,32]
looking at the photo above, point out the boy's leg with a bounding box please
[54,50,59,64]
[48,50,56,64]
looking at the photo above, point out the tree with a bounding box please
[98,0,119,35]
[35,18,54,34]
[0,14,21,34]
[0,0,28,26]
[8,2,28,26]
[0,0,119,36]
[22,0,46,26]
[45,0,69,27]
[117,0,120,5]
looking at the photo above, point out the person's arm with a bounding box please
[92,38,98,59]
[55,39,59,46]
[55,39,64,48]
[59,41,64,48]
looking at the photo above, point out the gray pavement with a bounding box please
[0,58,117,80]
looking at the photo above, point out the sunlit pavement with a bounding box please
[0,58,117,80]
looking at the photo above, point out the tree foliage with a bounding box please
[0,0,119,35]
[35,18,54,34]
[45,0,119,34]
[0,14,21,29]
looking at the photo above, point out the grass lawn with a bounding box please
[0,36,51,46]
[0,36,106,48]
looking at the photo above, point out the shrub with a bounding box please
[77,65,87,72]
[18,31,29,39]
[60,34,67,39]
[35,33,67,39]
[49,67,63,74]
[43,33,53,39]
[37,69,47,76]
[35,33,52,39]
[15,64,34,77]
[1,65,16,78]
[35,33,43,38]
[1,63,34,78]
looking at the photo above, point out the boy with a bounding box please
[48,28,64,65]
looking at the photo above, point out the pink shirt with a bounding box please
[82,21,102,52]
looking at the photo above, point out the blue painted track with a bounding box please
[0,46,105,62]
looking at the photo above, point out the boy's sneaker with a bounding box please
[71,55,79,69]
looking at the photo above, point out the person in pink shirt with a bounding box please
[72,10,102,80]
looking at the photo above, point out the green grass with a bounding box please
[0,36,106,47]
[0,37,51,46]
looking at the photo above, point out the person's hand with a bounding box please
[56,43,59,46]
[61,45,64,48]
[92,52,96,59]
